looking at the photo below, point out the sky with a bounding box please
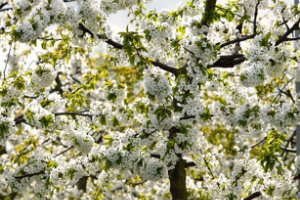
[108,0,188,32]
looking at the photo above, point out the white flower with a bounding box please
[0,116,16,146]
[144,72,171,100]
[64,129,94,154]
[142,158,167,181]
[15,21,36,42]
[240,61,266,87]
[0,174,8,195]
[31,64,56,90]
[74,134,94,154]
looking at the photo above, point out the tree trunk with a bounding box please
[168,157,188,200]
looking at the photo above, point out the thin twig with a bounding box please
[55,111,93,118]
[251,137,267,148]
[280,147,296,153]
[203,158,220,188]
[14,171,45,179]
[275,17,300,46]
[3,43,12,80]
[219,1,260,49]
[71,77,93,94]
[54,146,74,158]
[272,77,294,104]
[281,130,296,157]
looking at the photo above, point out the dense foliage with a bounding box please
[1,0,300,199]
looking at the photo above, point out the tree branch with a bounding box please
[3,42,12,80]
[275,18,300,46]
[219,1,260,49]
[78,23,180,76]
[14,114,25,125]
[219,35,255,49]
[0,2,8,10]
[281,130,296,157]
[208,54,246,68]
[55,111,92,118]
[251,137,266,149]
[280,147,296,153]
[54,146,74,157]
[14,171,45,180]
[281,37,300,42]
[243,191,261,200]
[50,72,64,94]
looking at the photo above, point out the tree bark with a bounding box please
[168,157,188,200]
[77,176,88,192]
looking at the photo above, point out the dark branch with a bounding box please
[71,75,82,84]
[106,39,123,49]
[55,111,92,118]
[50,72,64,94]
[275,18,300,46]
[280,17,290,31]
[280,147,296,153]
[281,130,296,157]
[54,146,74,157]
[150,154,161,159]
[152,60,179,75]
[219,1,260,49]
[219,35,255,49]
[243,191,261,200]
[252,1,260,35]
[180,115,196,121]
[251,137,267,149]
[78,23,179,76]
[277,89,295,103]
[203,158,215,179]
[37,37,62,41]
[281,37,300,42]
[185,162,196,168]
[294,173,300,180]
[14,171,45,179]
[0,2,8,10]
[209,54,246,68]
[14,114,25,125]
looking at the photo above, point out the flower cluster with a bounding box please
[0,116,15,146]
[144,71,171,100]
[239,61,265,87]
[100,0,152,14]
[63,128,94,154]
[31,64,56,91]
[13,0,66,42]
[50,160,87,185]
[1,0,300,199]
[24,101,55,129]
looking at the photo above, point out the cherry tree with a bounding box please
[1,0,300,199]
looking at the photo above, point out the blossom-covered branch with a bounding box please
[219,1,260,49]
[275,18,300,46]
[78,23,180,76]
